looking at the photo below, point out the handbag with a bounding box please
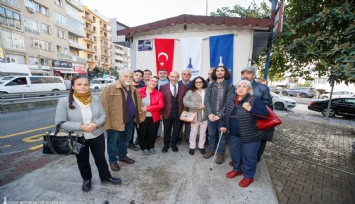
[248,96,282,130]
[43,121,86,155]
[180,110,197,123]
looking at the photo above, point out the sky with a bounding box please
[81,0,269,27]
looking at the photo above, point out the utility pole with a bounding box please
[205,0,208,16]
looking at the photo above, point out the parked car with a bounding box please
[308,97,355,117]
[320,91,355,99]
[270,87,282,94]
[270,92,297,110]
[282,87,317,98]
[90,78,114,90]
[0,76,65,94]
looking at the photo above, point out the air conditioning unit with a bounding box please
[27,7,35,13]
[9,57,17,63]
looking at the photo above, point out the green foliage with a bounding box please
[211,1,270,18]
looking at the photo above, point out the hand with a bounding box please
[199,103,205,109]
[214,115,220,121]
[220,127,227,133]
[208,114,215,122]
[81,123,97,133]
[141,106,147,112]
[242,102,252,112]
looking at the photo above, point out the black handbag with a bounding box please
[43,121,86,155]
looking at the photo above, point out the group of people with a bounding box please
[55,65,273,191]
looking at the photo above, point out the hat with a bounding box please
[241,67,256,73]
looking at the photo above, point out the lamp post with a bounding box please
[205,0,208,16]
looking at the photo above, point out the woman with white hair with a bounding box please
[219,79,268,187]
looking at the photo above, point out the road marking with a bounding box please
[0,125,54,139]
[29,144,43,151]
[22,134,43,142]
[0,144,11,149]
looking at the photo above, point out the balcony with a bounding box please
[71,55,87,64]
[67,26,85,38]
[57,52,72,60]
[86,48,94,53]
[100,35,110,41]
[84,26,94,34]
[3,42,25,51]
[69,40,86,50]
[87,58,94,63]
[100,25,110,32]
[66,0,84,12]
[83,37,94,43]
[82,15,94,23]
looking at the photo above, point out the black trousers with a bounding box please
[138,117,159,150]
[163,111,181,149]
[75,134,111,181]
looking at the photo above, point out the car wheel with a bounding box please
[282,91,288,96]
[322,96,328,99]
[300,93,307,98]
[274,102,284,110]
[321,108,335,117]
[94,87,99,89]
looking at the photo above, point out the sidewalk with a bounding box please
[0,138,278,204]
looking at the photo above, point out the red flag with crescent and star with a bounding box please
[154,38,175,75]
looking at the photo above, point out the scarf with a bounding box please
[73,91,92,106]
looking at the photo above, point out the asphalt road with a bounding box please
[0,107,56,153]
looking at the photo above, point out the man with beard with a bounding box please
[129,69,145,150]
[143,69,152,85]
[100,68,145,171]
[203,66,234,164]
[241,66,273,162]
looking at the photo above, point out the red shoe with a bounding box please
[226,170,243,178]
[239,178,254,187]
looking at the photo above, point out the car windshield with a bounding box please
[0,76,14,84]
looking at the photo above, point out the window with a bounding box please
[66,5,81,20]
[40,58,49,66]
[53,12,66,25]
[0,30,25,50]
[0,0,20,8]
[41,23,50,34]
[24,17,39,35]
[57,28,66,39]
[28,56,39,65]
[57,45,69,54]
[5,54,25,64]
[0,6,21,29]
[54,0,63,7]
[7,77,27,86]
[24,0,48,16]
[66,17,84,36]
[31,38,52,51]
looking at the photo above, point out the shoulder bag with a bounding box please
[43,121,86,155]
[248,96,282,130]
[180,92,200,123]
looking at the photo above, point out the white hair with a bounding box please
[119,68,133,78]
[235,79,253,95]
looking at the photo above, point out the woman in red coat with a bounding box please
[137,76,164,155]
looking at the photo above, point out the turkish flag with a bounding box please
[154,38,174,75]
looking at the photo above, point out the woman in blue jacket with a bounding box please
[220,79,268,187]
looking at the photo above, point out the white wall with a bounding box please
[130,25,254,83]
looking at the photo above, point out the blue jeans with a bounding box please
[207,120,226,155]
[229,135,260,178]
[106,120,133,163]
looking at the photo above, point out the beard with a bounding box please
[124,80,132,86]
[133,78,140,83]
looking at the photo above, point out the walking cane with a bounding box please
[209,132,224,171]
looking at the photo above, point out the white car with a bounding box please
[90,78,114,90]
[270,92,297,110]
[320,91,355,99]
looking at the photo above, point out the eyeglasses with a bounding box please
[149,80,158,83]
[195,81,203,84]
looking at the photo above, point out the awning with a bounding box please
[54,69,78,74]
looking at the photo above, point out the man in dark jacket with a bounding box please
[241,66,273,161]
[204,66,235,164]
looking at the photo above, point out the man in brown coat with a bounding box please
[100,68,145,171]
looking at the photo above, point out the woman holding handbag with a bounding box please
[55,75,121,192]
[137,76,164,155]
[219,79,268,188]
[183,76,208,155]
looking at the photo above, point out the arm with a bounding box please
[92,97,106,128]
[99,85,111,126]
[183,90,199,109]
[55,98,82,131]
[250,97,268,118]
[216,83,235,118]
[262,86,273,109]
[204,83,212,116]
[146,91,165,112]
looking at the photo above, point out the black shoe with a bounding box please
[103,176,122,185]
[128,144,139,151]
[162,147,168,153]
[82,180,91,192]
[189,149,194,155]
[199,148,205,155]
[134,139,139,145]
[172,146,178,152]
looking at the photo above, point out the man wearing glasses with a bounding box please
[100,68,146,171]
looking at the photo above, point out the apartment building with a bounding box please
[111,43,130,70]
[79,6,111,71]
[0,0,86,75]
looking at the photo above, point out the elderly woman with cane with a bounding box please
[219,79,268,187]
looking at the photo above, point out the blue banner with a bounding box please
[209,33,234,83]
